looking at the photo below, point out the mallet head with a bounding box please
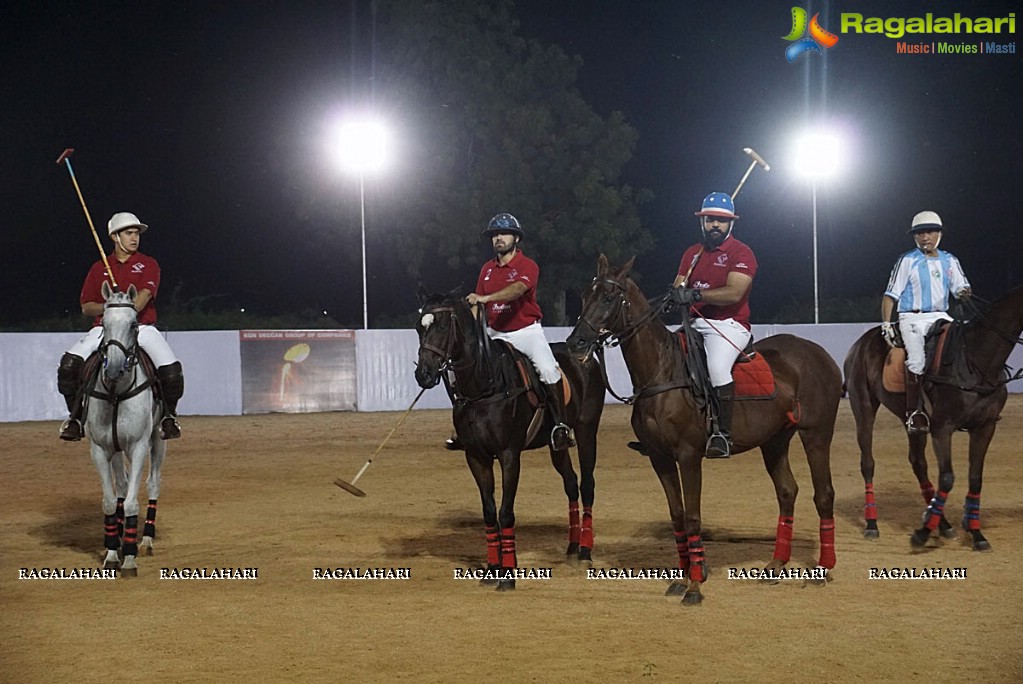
[56,148,75,165]
[743,147,770,171]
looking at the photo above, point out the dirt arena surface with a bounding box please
[2,398,1022,683]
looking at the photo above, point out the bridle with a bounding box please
[417,301,500,402]
[98,302,141,385]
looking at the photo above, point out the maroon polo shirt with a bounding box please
[80,251,161,326]
[676,236,757,329]
[475,249,542,332]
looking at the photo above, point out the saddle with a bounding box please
[674,332,776,399]
[491,340,571,408]
[882,321,953,393]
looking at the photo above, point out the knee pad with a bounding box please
[57,353,85,396]
[156,362,185,403]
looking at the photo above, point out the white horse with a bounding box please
[84,282,167,576]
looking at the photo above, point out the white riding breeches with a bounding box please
[66,325,179,368]
[692,317,752,387]
[898,311,951,375]
[487,322,561,384]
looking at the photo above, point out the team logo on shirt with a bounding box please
[131,263,146,274]
[714,254,729,267]
[735,261,749,270]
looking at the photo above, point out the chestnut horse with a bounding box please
[566,255,841,605]
[843,286,1023,551]
[414,290,605,590]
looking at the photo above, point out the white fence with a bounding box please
[3,323,1020,423]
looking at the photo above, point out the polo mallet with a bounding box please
[731,147,771,200]
[56,148,118,291]
[333,385,429,497]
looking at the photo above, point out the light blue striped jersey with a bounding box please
[885,249,970,313]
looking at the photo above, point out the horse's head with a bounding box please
[567,254,638,361]
[99,281,141,385]
[414,286,472,389]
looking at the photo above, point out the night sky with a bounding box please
[4,0,1020,328]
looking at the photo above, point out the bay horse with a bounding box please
[566,255,841,605]
[414,289,605,591]
[84,281,167,576]
[843,286,1023,551]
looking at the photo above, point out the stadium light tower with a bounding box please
[792,129,845,324]
[328,117,390,329]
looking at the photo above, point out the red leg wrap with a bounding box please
[773,516,794,563]
[687,534,705,583]
[568,502,580,544]
[924,490,949,531]
[580,506,594,549]
[674,531,689,571]
[485,525,500,567]
[499,527,516,570]
[818,518,836,569]
[864,483,878,522]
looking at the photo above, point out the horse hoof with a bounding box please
[565,542,579,558]
[665,580,687,596]
[119,567,138,578]
[496,579,516,592]
[863,528,879,540]
[577,547,592,563]
[974,539,992,552]
[910,529,931,548]
[681,590,703,606]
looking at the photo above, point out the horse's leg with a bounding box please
[677,454,706,605]
[759,433,799,580]
[495,448,522,591]
[963,421,996,551]
[575,421,598,563]
[647,452,688,597]
[118,441,150,577]
[89,444,121,571]
[548,444,591,563]
[850,390,882,539]
[464,451,501,586]
[141,437,167,556]
[903,431,953,538]
[111,452,127,539]
[799,426,838,582]
[911,429,955,549]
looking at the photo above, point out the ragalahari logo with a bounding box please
[783,7,839,62]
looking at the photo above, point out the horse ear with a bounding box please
[101,280,112,301]
[127,284,138,300]
[597,253,609,275]
[416,284,428,306]
[448,283,464,301]
[620,256,636,277]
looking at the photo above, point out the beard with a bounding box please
[703,228,728,248]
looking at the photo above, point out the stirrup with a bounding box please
[705,432,732,459]
[59,418,83,442]
[905,410,930,435]
[550,423,575,450]
[160,416,181,440]
[444,436,464,451]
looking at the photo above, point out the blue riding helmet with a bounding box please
[694,192,740,220]
[482,213,524,237]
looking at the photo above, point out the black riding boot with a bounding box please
[904,371,929,434]
[156,362,185,440]
[57,353,85,441]
[544,381,575,451]
[705,382,735,459]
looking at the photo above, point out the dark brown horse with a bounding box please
[566,255,842,605]
[843,286,1023,551]
[414,290,605,590]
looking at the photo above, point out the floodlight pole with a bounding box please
[359,171,368,330]
[812,178,819,325]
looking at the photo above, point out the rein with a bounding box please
[927,294,1023,392]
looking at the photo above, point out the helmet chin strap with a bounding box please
[701,217,733,247]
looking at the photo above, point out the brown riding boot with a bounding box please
[544,381,575,451]
[904,371,929,434]
[57,353,85,441]
[705,382,735,458]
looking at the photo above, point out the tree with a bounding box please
[372,0,652,323]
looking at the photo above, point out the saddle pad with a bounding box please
[883,325,949,393]
[514,357,571,407]
[674,332,775,399]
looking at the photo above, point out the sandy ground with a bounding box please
[2,398,1022,683]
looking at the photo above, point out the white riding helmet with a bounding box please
[908,210,942,234]
[108,212,148,236]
